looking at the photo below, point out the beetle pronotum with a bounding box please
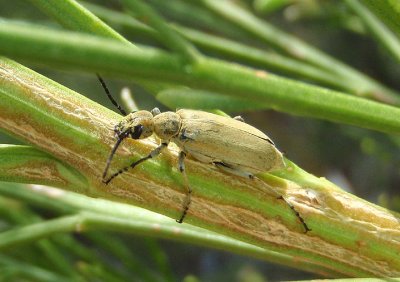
[98,75,310,232]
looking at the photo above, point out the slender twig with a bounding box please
[346,0,400,63]
[0,203,337,276]
[0,145,88,190]
[76,2,360,93]
[198,0,400,104]
[1,25,400,133]
[121,0,201,62]
[0,254,72,282]
[0,214,83,249]
[27,0,132,45]
[361,0,400,38]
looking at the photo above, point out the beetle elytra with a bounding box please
[98,75,310,232]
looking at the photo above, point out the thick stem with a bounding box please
[199,0,400,104]
[0,57,400,277]
[0,145,87,190]
[0,24,399,133]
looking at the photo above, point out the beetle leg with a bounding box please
[214,162,253,179]
[151,107,161,116]
[214,162,310,233]
[254,179,311,233]
[176,151,192,223]
[233,116,245,122]
[103,142,168,184]
[276,195,311,233]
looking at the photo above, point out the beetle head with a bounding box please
[114,110,154,140]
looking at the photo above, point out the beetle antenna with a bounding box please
[96,74,127,116]
[102,136,125,181]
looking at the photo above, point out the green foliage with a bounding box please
[0,0,399,280]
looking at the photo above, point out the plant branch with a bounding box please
[121,0,201,62]
[0,54,400,276]
[1,24,400,133]
[155,87,266,112]
[27,0,132,45]
[0,254,71,282]
[77,2,363,94]
[198,0,400,104]
[361,0,400,38]
[346,0,400,63]
[0,184,338,276]
[0,145,87,190]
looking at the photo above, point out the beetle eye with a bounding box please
[131,124,143,139]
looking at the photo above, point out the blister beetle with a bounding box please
[98,75,309,232]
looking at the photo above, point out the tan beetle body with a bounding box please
[172,109,285,174]
[103,107,290,223]
[109,108,284,179]
[98,74,308,231]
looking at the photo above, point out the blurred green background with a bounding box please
[0,0,399,281]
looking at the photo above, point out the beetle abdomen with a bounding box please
[174,110,285,174]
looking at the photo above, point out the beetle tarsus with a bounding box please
[276,195,310,233]
[102,137,126,183]
[176,189,192,224]
[103,143,167,184]
[176,151,192,223]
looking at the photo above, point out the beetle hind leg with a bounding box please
[255,181,311,233]
[276,195,311,233]
[214,162,310,233]
[214,162,254,179]
[176,151,192,224]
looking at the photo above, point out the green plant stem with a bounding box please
[121,0,201,62]
[1,56,400,276]
[198,0,400,104]
[175,26,345,89]
[0,145,87,190]
[1,24,400,133]
[146,0,256,43]
[0,203,75,277]
[88,0,397,102]
[0,215,81,249]
[253,0,295,14]
[77,3,359,93]
[362,0,400,38]
[0,197,336,277]
[346,0,400,63]
[0,184,150,281]
[86,234,160,282]
[0,183,338,276]
[0,254,72,282]
[155,87,265,112]
[143,239,175,282]
[27,0,131,45]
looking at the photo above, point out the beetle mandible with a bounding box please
[98,75,310,232]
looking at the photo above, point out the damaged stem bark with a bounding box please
[0,57,400,277]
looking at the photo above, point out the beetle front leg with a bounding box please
[233,116,245,122]
[176,151,192,224]
[103,142,168,184]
